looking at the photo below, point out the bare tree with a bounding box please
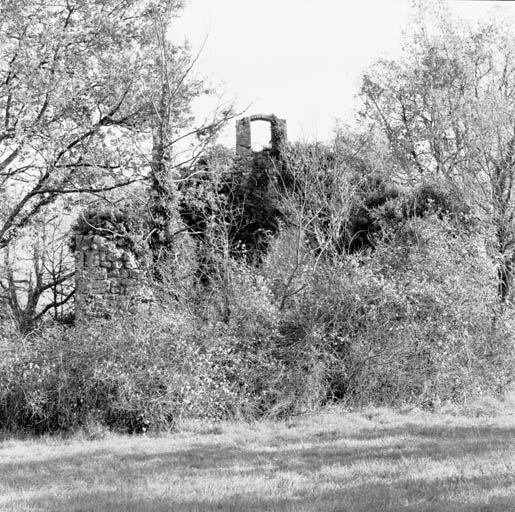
[0,213,74,333]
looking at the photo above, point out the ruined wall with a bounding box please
[74,234,148,321]
[73,115,288,323]
[270,117,287,157]
[236,114,287,158]
[236,117,252,157]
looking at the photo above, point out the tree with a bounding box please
[361,2,515,300]
[0,211,75,333]
[0,0,233,330]
[146,13,233,269]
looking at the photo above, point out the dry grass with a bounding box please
[1,401,515,511]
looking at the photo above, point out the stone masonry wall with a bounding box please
[236,117,252,157]
[74,234,147,321]
[236,114,287,158]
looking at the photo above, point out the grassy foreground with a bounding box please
[1,403,515,512]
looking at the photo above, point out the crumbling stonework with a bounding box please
[74,234,148,321]
[74,115,289,323]
[236,117,252,157]
[236,114,287,159]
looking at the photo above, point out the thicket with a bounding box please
[3,3,515,435]
[2,134,514,435]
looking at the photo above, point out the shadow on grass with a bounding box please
[2,422,515,511]
[6,477,515,512]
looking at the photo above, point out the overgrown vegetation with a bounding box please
[2,152,514,432]
[2,2,515,434]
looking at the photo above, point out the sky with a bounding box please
[173,0,515,150]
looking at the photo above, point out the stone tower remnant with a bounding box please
[74,234,148,322]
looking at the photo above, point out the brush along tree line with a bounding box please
[1,1,515,433]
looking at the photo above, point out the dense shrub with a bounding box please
[197,260,323,418]
[404,182,472,220]
[178,148,282,262]
[310,217,512,405]
[2,213,515,434]
[0,314,238,434]
[0,281,325,433]
[344,179,473,254]
[345,175,401,253]
[260,212,515,408]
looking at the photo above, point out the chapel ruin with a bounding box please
[74,114,287,321]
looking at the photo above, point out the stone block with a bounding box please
[100,241,116,253]
[110,279,123,294]
[104,293,122,306]
[82,267,107,280]
[88,280,110,294]
[104,299,119,310]
[110,250,123,262]
[84,251,100,267]
[75,251,85,269]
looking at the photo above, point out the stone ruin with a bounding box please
[236,114,287,159]
[74,234,148,322]
[234,114,288,197]
[74,114,287,322]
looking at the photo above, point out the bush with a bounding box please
[3,211,513,434]
[0,313,238,434]
[200,260,320,419]
[0,277,326,433]
[289,215,515,407]
[261,210,515,407]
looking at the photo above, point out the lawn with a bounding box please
[1,403,515,511]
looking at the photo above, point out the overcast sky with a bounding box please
[173,0,515,149]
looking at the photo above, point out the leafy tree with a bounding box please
[361,2,515,299]
[146,13,234,255]
[0,0,232,330]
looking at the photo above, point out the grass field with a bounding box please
[1,402,515,512]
